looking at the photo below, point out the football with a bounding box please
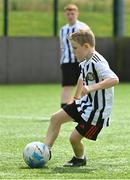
[23,141,50,168]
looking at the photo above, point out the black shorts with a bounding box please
[63,102,102,141]
[61,63,80,86]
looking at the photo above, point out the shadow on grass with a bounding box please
[52,166,96,174]
[19,165,49,170]
[19,165,96,174]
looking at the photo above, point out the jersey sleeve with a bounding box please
[95,61,118,80]
[80,21,91,29]
[82,24,90,30]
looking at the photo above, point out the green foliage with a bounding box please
[0,84,130,179]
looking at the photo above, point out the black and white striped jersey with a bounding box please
[59,20,90,64]
[75,51,118,127]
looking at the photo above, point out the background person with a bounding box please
[60,4,90,108]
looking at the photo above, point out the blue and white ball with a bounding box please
[23,142,50,168]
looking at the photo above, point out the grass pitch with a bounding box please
[0,83,130,179]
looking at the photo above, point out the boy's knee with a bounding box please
[50,113,61,126]
[50,114,57,123]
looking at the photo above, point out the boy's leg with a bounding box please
[61,63,80,108]
[44,109,72,148]
[69,129,84,158]
[64,129,86,167]
[61,86,74,107]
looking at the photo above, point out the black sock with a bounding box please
[61,103,67,108]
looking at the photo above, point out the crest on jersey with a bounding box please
[86,72,95,81]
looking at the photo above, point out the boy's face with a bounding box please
[70,40,89,61]
[64,10,79,24]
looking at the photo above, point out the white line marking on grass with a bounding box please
[0,115,50,120]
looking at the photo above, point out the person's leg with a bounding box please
[63,129,86,167]
[44,109,72,148]
[61,86,74,107]
[60,62,80,107]
[69,129,84,158]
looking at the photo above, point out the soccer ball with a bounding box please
[23,141,50,168]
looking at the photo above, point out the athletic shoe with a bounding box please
[63,156,87,167]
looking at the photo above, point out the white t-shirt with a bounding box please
[59,20,90,64]
[75,51,118,127]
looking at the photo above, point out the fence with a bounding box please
[0,0,129,83]
[0,37,130,83]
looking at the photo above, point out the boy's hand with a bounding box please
[82,85,90,94]
[68,99,74,104]
[68,96,80,104]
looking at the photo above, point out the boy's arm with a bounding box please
[83,77,119,94]
[73,78,84,99]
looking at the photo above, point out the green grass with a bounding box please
[0,84,130,179]
[0,11,130,37]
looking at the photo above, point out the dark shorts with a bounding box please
[63,102,102,141]
[61,63,80,86]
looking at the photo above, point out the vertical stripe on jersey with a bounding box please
[83,69,85,81]
[87,63,99,124]
[85,64,90,81]
[85,64,93,103]
[61,29,65,63]
[92,63,99,83]
[72,27,77,62]
[61,28,64,38]
[96,89,106,126]
[66,28,72,63]
[72,27,75,33]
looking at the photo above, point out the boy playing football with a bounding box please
[44,29,119,167]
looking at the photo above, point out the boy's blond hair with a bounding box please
[64,4,78,12]
[68,29,95,47]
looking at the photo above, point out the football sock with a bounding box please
[75,155,85,159]
[61,103,67,108]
